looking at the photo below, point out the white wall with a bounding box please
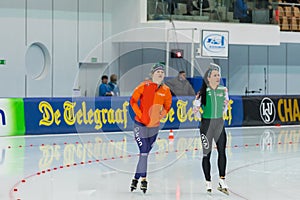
[26,0,53,97]
[0,0,112,98]
[0,0,299,97]
[0,0,26,97]
[53,0,78,97]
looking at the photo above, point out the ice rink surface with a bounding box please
[1,125,299,200]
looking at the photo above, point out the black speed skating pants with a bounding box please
[200,118,227,181]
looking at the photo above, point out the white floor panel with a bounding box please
[1,126,299,200]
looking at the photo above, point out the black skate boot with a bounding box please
[130,179,138,192]
[140,179,148,193]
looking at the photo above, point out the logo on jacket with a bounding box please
[260,97,276,124]
[157,92,165,96]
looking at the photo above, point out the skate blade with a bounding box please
[130,186,137,192]
[140,188,147,194]
[217,187,229,195]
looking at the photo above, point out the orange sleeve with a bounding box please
[130,82,144,119]
[160,86,173,118]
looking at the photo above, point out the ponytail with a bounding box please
[199,70,209,106]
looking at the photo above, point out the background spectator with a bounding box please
[164,0,206,15]
[99,75,113,96]
[108,74,120,96]
[234,0,252,23]
[165,70,195,96]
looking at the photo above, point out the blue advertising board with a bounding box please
[24,97,132,134]
[24,96,243,135]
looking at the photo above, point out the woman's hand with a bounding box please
[195,91,200,100]
[193,99,201,113]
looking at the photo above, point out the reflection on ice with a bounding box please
[1,126,300,200]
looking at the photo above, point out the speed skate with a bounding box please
[217,186,229,195]
[217,178,229,195]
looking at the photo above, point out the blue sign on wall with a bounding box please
[201,30,229,58]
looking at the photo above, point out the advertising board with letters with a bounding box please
[2,95,299,136]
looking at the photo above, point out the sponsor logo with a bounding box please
[134,127,143,146]
[0,109,6,126]
[201,133,209,149]
[203,34,226,53]
[277,98,300,122]
[260,129,275,152]
[260,97,276,124]
[38,101,129,130]
[134,127,140,133]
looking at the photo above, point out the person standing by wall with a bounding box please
[129,63,172,193]
[99,75,113,96]
[164,0,201,15]
[193,63,229,195]
[165,70,195,96]
[108,74,120,96]
[234,0,252,23]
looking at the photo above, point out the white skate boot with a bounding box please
[206,181,212,194]
[217,178,229,195]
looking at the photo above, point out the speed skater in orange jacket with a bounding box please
[130,80,172,127]
[129,63,172,192]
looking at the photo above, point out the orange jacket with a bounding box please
[130,80,172,127]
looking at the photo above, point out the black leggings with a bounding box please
[200,118,227,181]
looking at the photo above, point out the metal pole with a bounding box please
[200,0,203,16]
[264,67,267,95]
[166,28,198,77]
[166,29,170,76]
[25,75,27,97]
[191,28,196,77]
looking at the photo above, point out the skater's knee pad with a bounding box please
[202,154,210,159]
[202,152,212,159]
[140,152,149,157]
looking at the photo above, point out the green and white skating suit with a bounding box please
[193,85,229,119]
[202,86,228,119]
[193,85,229,184]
